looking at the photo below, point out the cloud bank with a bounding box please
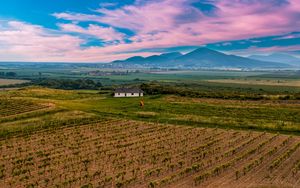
[1,0,300,62]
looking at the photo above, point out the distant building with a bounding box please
[114,88,144,97]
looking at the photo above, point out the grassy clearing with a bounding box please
[85,96,300,134]
[1,86,300,137]
[3,87,99,100]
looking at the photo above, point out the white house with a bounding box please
[114,88,144,97]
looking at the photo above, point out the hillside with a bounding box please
[249,53,300,67]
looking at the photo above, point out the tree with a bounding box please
[5,72,17,77]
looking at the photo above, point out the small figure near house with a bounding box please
[140,99,144,108]
[114,88,144,97]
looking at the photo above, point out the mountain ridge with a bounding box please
[112,47,290,69]
[248,53,300,67]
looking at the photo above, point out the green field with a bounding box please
[1,86,300,139]
[0,65,299,137]
[2,64,299,86]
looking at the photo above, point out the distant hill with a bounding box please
[249,53,300,67]
[112,52,182,65]
[112,47,289,69]
[146,52,183,63]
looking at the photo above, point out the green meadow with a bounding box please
[1,85,300,139]
[0,68,299,138]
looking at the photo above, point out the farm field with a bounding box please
[1,119,300,187]
[0,98,51,118]
[0,86,300,187]
[208,78,300,87]
[1,87,300,136]
[1,65,297,86]
[0,79,29,86]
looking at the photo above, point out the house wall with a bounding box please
[114,93,126,97]
[126,93,140,97]
[114,92,143,97]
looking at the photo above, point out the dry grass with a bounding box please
[207,79,300,87]
[0,78,29,86]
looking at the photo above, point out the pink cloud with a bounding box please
[0,21,159,62]
[53,0,300,47]
[52,13,101,23]
[2,0,300,62]
[0,21,83,59]
[58,23,125,42]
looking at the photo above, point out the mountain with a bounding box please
[112,48,290,69]
[173,48,277,68]
[144,52,182,64]
[113,56,145,64]
[112,52,182,65]
[248,53,300,67]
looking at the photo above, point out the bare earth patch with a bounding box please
[135,111,157,116]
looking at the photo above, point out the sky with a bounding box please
[0,0,300,62]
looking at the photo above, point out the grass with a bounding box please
[74,95,300,134]
[2,87,297,135]
[2,86,98,100]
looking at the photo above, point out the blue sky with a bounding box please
[0,0,300,62]
[0,0,134,29]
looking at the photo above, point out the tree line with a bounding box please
[35,78,102,90]
[0,72,17,77]
[140,82,300,100]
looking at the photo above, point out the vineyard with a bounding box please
[1,87,300,187]
[0,119,300,188]
[0,98,51,118]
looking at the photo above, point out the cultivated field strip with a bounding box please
[0,120,300,188]
[0,98,50,118]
